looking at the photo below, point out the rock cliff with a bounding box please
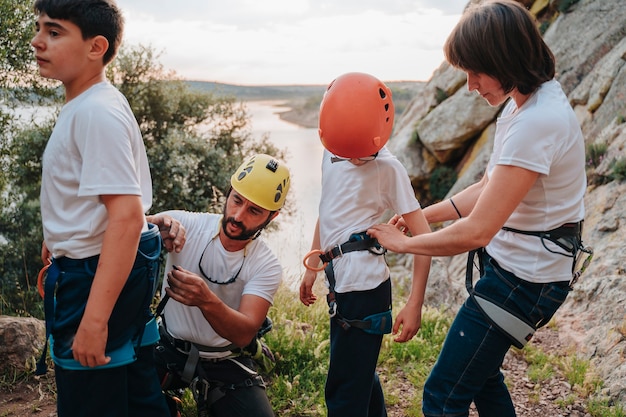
[387,0,626,404]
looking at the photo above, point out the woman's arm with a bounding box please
[369,165,539,256]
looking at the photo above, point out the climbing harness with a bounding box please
[305,232,392,334]
[35,223,162,375]
[502,221,593,288]
[465,248,536,349]
[466,221,594,349]
[156,290,274,417]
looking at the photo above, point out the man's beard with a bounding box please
[221,216,269,241]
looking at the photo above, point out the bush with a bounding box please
[429,166,458,201]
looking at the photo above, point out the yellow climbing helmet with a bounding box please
[230,154,290,211]
[318,72,394,158]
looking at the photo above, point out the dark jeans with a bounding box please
[325,279,391,417]
[55,345,169,417]
[422,252,570,417]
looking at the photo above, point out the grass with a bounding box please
[3,283,625,417]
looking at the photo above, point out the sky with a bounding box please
[119,0,469,86]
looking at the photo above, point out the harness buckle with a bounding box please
[328,300,338,318]
[190,377,210,403]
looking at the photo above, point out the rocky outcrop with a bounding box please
[388,0,626,405]
[0,316,45,374]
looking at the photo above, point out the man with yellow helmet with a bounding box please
[299,72,432,417]
[146,154,290,417]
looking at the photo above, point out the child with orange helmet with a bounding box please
[299,72,432,417]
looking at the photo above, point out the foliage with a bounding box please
[558,0,581,13]
[428,165,458,201]
[585,142,626,185]
[435,87,449,105]
[608,157,626,182]
[1,41,283,317]
[107,44,283,214]
[586,142,608,168]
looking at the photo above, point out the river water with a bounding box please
[246,101,323,288]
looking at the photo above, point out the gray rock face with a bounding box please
[387,0,626,405]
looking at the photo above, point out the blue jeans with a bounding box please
[325,279,391,417]
[422,251,570,417]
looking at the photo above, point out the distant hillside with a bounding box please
[185,80,326,101]
[185,80,424,102]
[185,80,425,128]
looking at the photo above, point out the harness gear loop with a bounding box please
[37,258,51,298]
[322,232,391,334]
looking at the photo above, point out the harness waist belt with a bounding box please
[159,324,237,355]
[319,232,383,263]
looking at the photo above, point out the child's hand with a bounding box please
[392,304,422,343]
[388,214,409,235]
[299,270,318,306]
[72,319,110,367]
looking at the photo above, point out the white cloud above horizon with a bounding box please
[118,0,468,85]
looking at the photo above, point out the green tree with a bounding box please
[1,41,282,317]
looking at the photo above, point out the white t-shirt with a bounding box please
[318,146,421,293]
[40,82,152,259]
[160,211,282,358]
[486,79,586,283]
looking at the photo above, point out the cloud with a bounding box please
[119,0,467,84]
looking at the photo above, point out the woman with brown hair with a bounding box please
[367,1,588,415]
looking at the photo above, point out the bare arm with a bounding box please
[368,165,539,256]
[299,218,322,306]
[422,172,488,224]
[391,208,432,343]
[72,194,145,367]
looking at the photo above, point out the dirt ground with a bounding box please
[383,326,589,417]
[0,327,589,417]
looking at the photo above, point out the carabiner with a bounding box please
[37,258,51,298]
[302,249,327,272]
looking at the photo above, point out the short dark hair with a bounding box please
[443,0,555,95]
[33,0,124,65]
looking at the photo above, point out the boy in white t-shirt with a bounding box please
[299,72,432,417]
[32,1,169,416]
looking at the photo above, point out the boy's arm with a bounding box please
[71,194,145,367]
[391,208,431,343]
[299,218,321,306]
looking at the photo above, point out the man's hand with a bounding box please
[147,214,186,253]
[165,265,210,307]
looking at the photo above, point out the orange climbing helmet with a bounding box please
[318,72,394,158]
